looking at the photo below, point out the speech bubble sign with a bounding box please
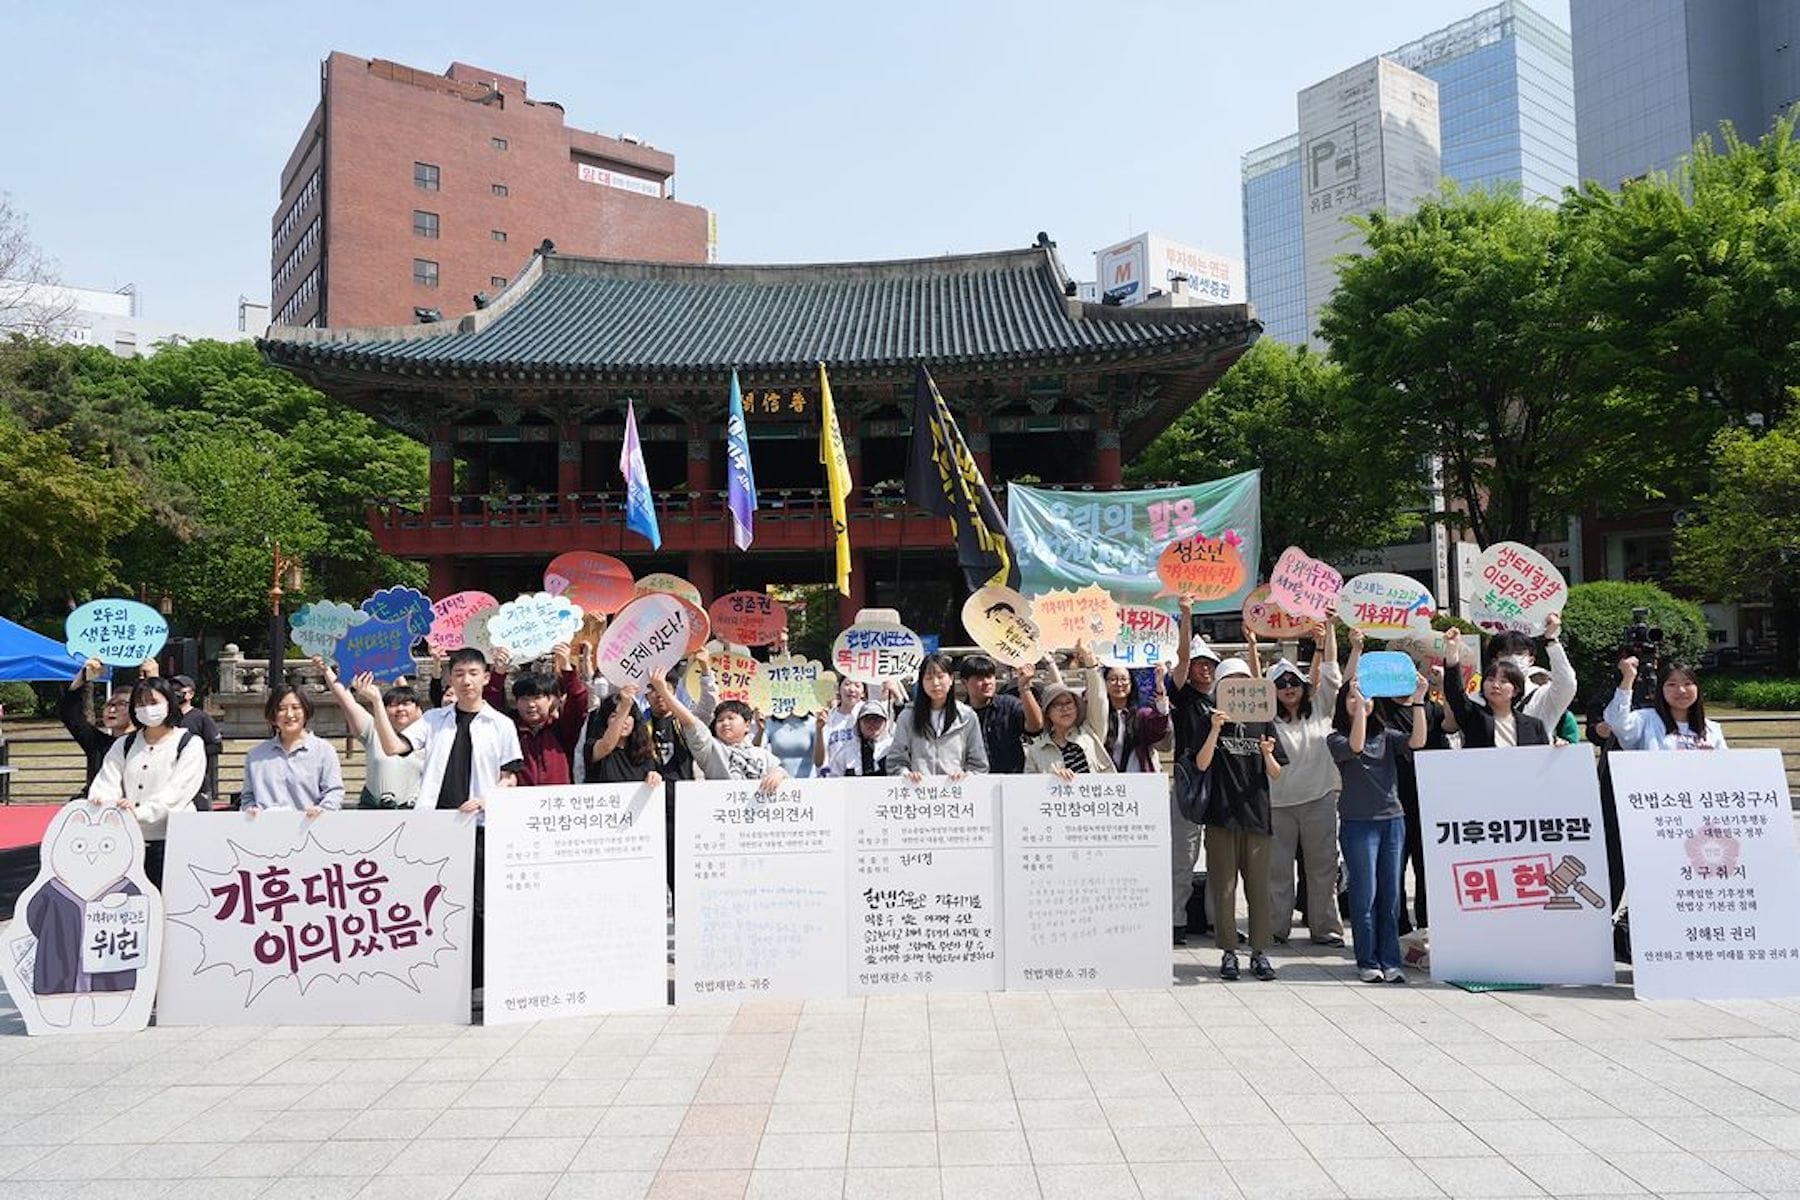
[462,607,499,659]
[1357,650,1420,699]
[1269,546,1342,621]
[1216,676,1277,723]
[65,599,170,667]
[1030,585,1122,651]
[832,621,925,688]
[1393,630,1451,668]
[962,586,1042,667]
[762,655,834,719]
[427,591,499,655]
[597,592,693,689]
[334,616,417,683]
[854,608,904,626]
[1100,604,1177,669]
[360,586,434,641]
[1155,534,1248,601]
[686,650,763,706]
[1467,541,1568,636]
[289,600,369,661]
[1241,583,1316,641]
[486,592,584,661]
[1338,572,1436,640]
[708,591,788,648]
[545,551,636,616]
[634,572,704,610]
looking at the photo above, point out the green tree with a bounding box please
[1560,581,1710,702]
[1128,339,1425,569]
[1674,413,1800,671]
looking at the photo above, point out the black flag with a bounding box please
[906,366,1019,590]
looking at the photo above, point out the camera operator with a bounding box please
[1605,656,1727,752]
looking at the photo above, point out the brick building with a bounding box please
[271,54,712,329]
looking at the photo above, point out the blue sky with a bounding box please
[3,0,1568,329]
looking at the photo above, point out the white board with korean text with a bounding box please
[842,776,1004,996]
[1001,774,1170,991]
[484,783,667,1023]
[1609,749,1800,1000]
[1416,747,1615,986]
[157,810,475,1025]
[675,779,847,1004]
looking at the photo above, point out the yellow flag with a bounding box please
[818,363,853,596]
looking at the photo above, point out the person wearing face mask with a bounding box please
[1167,595,1214,945]
[1442,629,1550,747]
[1479,613,1577,739]
[1605,658,1727,751]
[239,687,344,817]
[84,677,207,888]
[60,658,146,790]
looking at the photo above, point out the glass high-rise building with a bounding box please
[1242,0,1577,345]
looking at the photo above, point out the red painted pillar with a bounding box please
[429,428,453,518]
[428,556,456,598]
[1095,417,1123,486]
[686,551,717,602]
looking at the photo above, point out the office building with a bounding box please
[1243,1,1578,345]
[1573,0,1800,187]
[271,54,713,329]
[0,281,261,356]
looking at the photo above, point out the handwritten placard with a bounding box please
[66,599,170,666]
[488,592,584,661]
[334,616,417,682]
[634,573,704,610]
[832,622,925,688]
[359,586,434,642]
[1155,533,1249,601]
[462,607,499,658]
[545,551,636,616]
[427,591,499,655]
[708,591,788,647]
[1394,630,1451,667]
[1268,546,1342,620]
[764,655,836,719]
[962,586,1043,667]
[1338,573,1436,640]
[289,600,368,660]
[1467,542,1567,636]
[1241,584,1315,640]
[686,650,763,706]
[1100,604,1177,669]
[597,592,693,689]
[1030,585,1122,651]
[1357,650,1419,699]
[1216,676,1277,723]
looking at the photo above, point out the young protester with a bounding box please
[890,653,990,780]
[646,673,787,790]
[583,685,666,787]
[826,700,895,778]
[1330,671,1429,983]
[1442,628,1550,747]
[957,654,1041,773]
[1605,657,1728,750]
[1246,623,1347,947]
[239,686,344,817]
[171,673,223,810]
[487,643,589,787]
[815,676,867,772]
[1166,595,1213,944]
[59,657,140,790]
[1023,662,1114,779]
[1099,662,1171,774]
[1395,662,1453,935]
[1193,657,1287,980]
[1483,613,1578,739]
[314,658,426,809]
[84,677,207,888]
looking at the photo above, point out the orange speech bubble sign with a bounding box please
[708,591,789,647]
[1155,535,1247,601]
[1240,584,1315,640]
[544,551,635,616]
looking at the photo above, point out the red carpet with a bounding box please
[0,803,58,852]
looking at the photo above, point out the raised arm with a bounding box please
[1604,656,1649,749]
[1017,660,1044,735]
[358,674,413,758]
[314,656,372,738]
[1195,707,1228,772]
[1171,595,1195,691]
[1243,629,1264,678]
[1532,613,1577,726]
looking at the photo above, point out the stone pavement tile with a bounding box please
[602,1107,690,1136]
[935,1100,1022,1131]
[1199,1122,1304,1159]
[449,1174,561,1200]
[261,1178,377,1200]
[1699,1149,1800,1193]
[1024,1128,1122,1166]
[1557,1117,1680,1155]
[1287,1121,1398,1160]
[1035,1163,1139,1200]
[774,1075,856,1105]
[764,1104,852,1135]
[569,1134,675,1173]
[1640,1116,1773,1153]
[1510,1152,1645,1195]
[1608,1150,1747,1194]
[356,1174,468,1200]
[457,1081,553,1110]
[109,1141,233,1179]
[1414,1155,1544,1198]
[849,1101,934,1132]
[1221,1156,1345,1199]
[1178,1093,1278,1126]
[933,1075,1013,1102]
[0,1142,57,1177]
[1262,1093,1363,1124]
[616,1079,703,1107]
[853,1075,933,1104]
[423,1108,525,1139]
[842,1166,940,1200]
[384,1138,502,1176]
[539,1081,628,1108]
[1492,1088,1620,1120]
[1373,1121,1493,1158]
[936,1130,1031,1167]
[679,1105,771,1138]
[1727,1112,1800,1150]
[931,1051,1008,1075]
[754,1133,849,1170]
[340,1108,445,1140]
[1131,1160,1245,1200]
[846,1131,937,1168]
[1420,1091,1534,1122]
[249,1109,360,1142]
[937,1164,1042,1200]
[1008,1076,1092,1102]
[519,1105,610,1139]
[932,1029,1001,1053]
[1320,1157,1444,1199]
[544,1174,657,1200]
[742,1168,845,1200]
[1465,1119,1587,1157]
[1346,1091,1445,1124]
[292,1138,408,1176]
[1110,1127,1213,1164]
[663,1134,763,1171]
[856,1053,929,1077]
[475,1136,584,1174]
[176,1178,289,1200]
[1096,1095,1189,1129]
[194,1140,328,1178]
[1016,1098,1107,1130]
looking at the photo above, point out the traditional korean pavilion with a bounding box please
[261,237,1260,626]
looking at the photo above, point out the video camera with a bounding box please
[1619,606,1663,710]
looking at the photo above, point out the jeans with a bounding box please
[1340,816,1404,972]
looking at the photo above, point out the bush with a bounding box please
[1560,581,1709,701]
[1729,680,1800,711]
[0,681,40,719]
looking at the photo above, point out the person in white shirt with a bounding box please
[814,677,866,773]
[85,677,206,889]
[314,658,426,809]
[1605,658,1728,751]
[826,701,894,777]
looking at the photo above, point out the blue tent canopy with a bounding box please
[0,615,108,684]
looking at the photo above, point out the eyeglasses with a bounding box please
[1275,678,1303,690]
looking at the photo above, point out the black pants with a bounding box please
[471,827,485,988]
[1398,785,1428,933]
[144,839,166,892]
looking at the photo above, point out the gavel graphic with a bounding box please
[1543,855,1607,910]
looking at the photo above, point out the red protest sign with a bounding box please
[708,591,788,647]
[545,552,635,616]
[1155,534,1247,601]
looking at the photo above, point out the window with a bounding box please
[413,210,439,239]
[491,229,507,242]
[413,162,440,191]
[491,183,509,197]
[490,136,508,151]
[413,259,439,288]
[490,275,508,288]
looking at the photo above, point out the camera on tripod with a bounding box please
[1619,606,1663,709]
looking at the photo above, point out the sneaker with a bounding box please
[1272,932,1289,945]
[1359,967,1382,983]
[1220,950,1240,981]
[1250,951,1277,981]
[1382,967,1407,984]
[1312,933,1345,947]
[1173,926,1188,946]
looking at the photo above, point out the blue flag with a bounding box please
[726,371,757,550]
[619,399,662,549]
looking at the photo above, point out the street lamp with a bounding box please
[268,542,304,691]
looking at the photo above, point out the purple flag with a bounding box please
[726,370,757,550]
[620,399,662,549]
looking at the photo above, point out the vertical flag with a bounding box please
[906,365,1019,590]
[818,363,853,596]
[620,399,662,549]
[725,370,758,550]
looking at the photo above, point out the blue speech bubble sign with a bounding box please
[66,599,170,667]
[333,616,417,683]
[1356,650,1419,699]
[360,586,435,641]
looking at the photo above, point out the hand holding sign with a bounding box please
[1268,546,1342,620]
[1155,533,1248,602]
[833,621,924,688]
[597,593,692,688]
[67,599,170,667]
[1030,585,1121,652]
[360,586,434,641]
[1100,604,1177,669]
[962,586,1042,667]
[1241,584,1314,640]
[1357,650,1420,699]
[1216,676,1276,723]
[708,591,788,647]
[488,592,584,661]
[335,617,416,682]
[427,591,498,654]
[1338,573,1435,640]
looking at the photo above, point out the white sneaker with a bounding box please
[1359,968,1382,983]
[1382,968,1406,984]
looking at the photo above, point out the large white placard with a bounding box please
[842,776,1004,995]
[1416,747,1616,986]
[485,783,667,1023]
[1001,774,1170,991]
[158,810,475,1025]
[1609,749,1800,1000]
[675,779,847,1004]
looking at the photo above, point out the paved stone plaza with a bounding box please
[4,938,1800,1200]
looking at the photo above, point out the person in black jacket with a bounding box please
[58,658,138,791]
[172,674,223,809]
[1442,629,1549,747]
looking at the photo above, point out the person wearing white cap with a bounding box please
[826,700,895,777]
[1167,595,1218,945]
[1022,653,1115,778]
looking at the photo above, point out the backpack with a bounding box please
[122,729,212,811]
